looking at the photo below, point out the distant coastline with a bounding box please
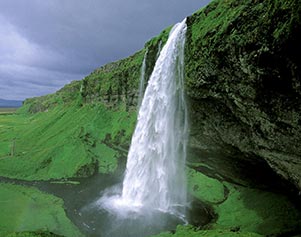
[0,98,23,108]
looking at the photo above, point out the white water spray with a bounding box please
[99,18,188,220]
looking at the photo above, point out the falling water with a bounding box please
[156,40,163,59]
[99,18,188,221]
[138,40,163,110]
[137,50,148,109]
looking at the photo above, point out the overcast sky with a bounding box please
[0,0,211,101]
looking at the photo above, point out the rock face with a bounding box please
[22,0,301,192]
[185,0,301,191]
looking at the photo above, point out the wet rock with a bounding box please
[185,0,301,192]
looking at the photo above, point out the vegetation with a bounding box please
[0,21,174,182]
[185,169,301,236]
[0,103,136,181]
[6,231,64,237]
[187,168,225,204]
[0,183,82,237]
[185,0,301,190]
[213,182,301,235]
[0,0,300,236]
[0,108,18,115]
[151,225,263,237]
[22,24,173,115]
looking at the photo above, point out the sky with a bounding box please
[0,0,211,101]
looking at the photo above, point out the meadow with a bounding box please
[0,108,18,115]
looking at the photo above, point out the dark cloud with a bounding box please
[0,0,211,100]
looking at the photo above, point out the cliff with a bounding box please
[185,0,301,192]
[20,0,301,192]
[1,0,301,236]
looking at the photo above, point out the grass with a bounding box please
[213,183,301,236]
[185,0,301,100]
[153,169,301,237]
[186,170,301,236]
[0,1,300,237]
[151,225,263,237]
[187,167,225,204]
[0,102,136,181]
[0,183,82,237]
[6,231,63,237]
[0,108,18,115]
[0,0,172,181]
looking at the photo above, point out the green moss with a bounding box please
[158,174,301,237]
[1,2,300,237]
[151,225,263,237]
[6,231,64,237]
[213,184,262,233]
[185,0,301,99]
[21,22,173,114]
[0,183,82,237]
[187,168,225,204]
[186,166,301,236]
[93,143,117,174]
[212,182,301,236]
[0,141,11,157]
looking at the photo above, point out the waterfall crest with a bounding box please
[99,18,188,220]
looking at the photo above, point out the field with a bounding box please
[0,108,18,115]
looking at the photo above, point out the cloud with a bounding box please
[0,0,211,100]
[0,63,84,100]
[0,15,63,68]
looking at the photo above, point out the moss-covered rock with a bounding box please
[186,169,301,236]
[185,0,301,192]
[17,0,301,192]
[187,168,225,204]
[213,183,301,236]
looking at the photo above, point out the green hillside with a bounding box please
[0,0,300,236]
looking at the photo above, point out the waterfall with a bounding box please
[137,50,148,109]
[99,18,188,220]
[156,40,162,59]
[138,40,163,110]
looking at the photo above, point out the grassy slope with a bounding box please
[0,0,300,236]
[0,103,136,180]
[0,183,82,237]
[24,26,171,115]
[0,24,171,181]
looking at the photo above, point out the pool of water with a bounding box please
[0,171,214,237]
